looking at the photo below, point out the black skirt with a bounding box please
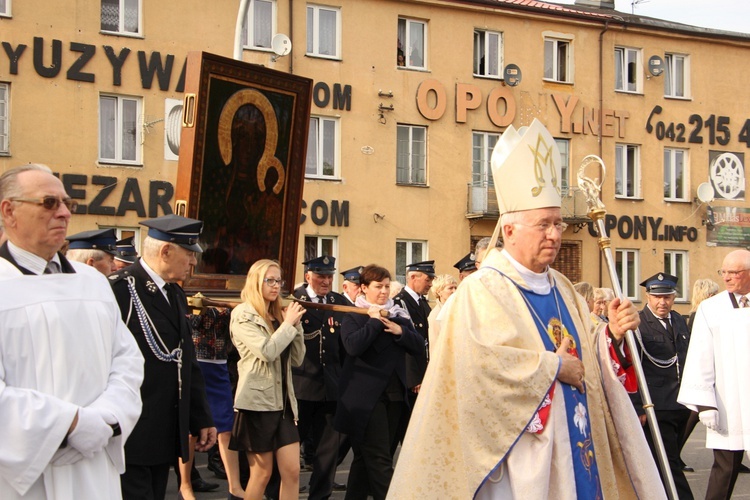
[231,405,299,453]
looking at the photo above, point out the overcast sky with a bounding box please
[553,0,750,34]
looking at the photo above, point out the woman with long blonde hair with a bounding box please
[230,259,306,500]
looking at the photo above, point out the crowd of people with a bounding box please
[2,117,750,500]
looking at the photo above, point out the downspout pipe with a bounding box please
[598,20,609,287]
[234,0,250,60]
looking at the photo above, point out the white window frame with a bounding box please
[242,0,276,51]
[306,4,341,59]
[664,250,689,302]
[398,17,427,70]
[664,53,690,99]
[396,239,427,283]
[99,94,142,165]
[615,143,641,199]
[615,46,642,93]
[543,35,573,83]
[473,29,503,79]
[555,138,570,196]
[397,124,427,186]
[304,235,338,287]
[306,115,339,179]
[0,83,9,154]
[615,249,640,301]
[472,131,499,187]
[0,0,11,17]
[664,148,689,202]
[100,0,142,37]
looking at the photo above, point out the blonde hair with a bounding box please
[690,278,719,313]
[431,274,458,304]
[241,259,283,326]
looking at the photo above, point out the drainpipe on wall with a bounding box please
[289,0,294,74]
[234,0,250,61]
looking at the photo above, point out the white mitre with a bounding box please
[490,118,562,214]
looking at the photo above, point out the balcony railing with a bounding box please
[466,183,591,223]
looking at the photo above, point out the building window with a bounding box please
[544,37,571,83]
[398,18,427,70]
[472,131,499,187]
[615,144,640,199]
[242,0,276,50]
[473,29,502,78]
[615,46,641,93]
[397,124,426,185]
[0,0,11,17]
[0,83,8,154]
[306,116,338,178]
[396,239,427,283]
[555,138,570,196]
[101,0,141,36]
[304,235,337,262]
[306,4,341,59]
[664,53,689,98]
[99,94,142,165]
[664,250,688,301]
[615,249,639,301]
[664,148,688,201]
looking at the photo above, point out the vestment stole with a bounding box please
[519,285,603,499]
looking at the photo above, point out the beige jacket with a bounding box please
[230,302,305,418]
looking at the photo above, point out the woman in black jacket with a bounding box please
[334,264,423,500]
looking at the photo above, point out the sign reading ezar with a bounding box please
[176,52,313,292]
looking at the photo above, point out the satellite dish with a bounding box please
[696,182,715,203]
[271,34,292,58]
[504,64,522,87]
[648,55,664,77]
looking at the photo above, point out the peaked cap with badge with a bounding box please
[66,228,118,255]
[405,260,436,277]
[341,266,363,284]
[640,273,678,295]
[140,214,203,253]
[303,255,336,275]
[114,236,139,264]
[454,253,477,273]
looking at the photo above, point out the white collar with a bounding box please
[502,249,551,295]
[404,285,421,302]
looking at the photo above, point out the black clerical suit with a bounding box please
[110,260,213,500]
[631,307,693,500]
[292,286,346,500]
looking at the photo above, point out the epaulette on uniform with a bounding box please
[108,270,131,284]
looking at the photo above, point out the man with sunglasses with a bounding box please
[679,249,750,500]
[0,164,144,499]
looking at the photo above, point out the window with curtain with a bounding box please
[664,53,689,98]
[397,124,427,185]
[615,46,641,93]
[99,94,142,164]
[473,30,503,78]
[101,0,141,35]
[306,4,341,58]
[544,37,571,83]
[242,0,275,49]
[615,249,640,300]
[664,250,688,301]
[398,18,427,70]
[615,143,640,198]
[664,148,688,201]
[305,116,338,178]
[395,240,426,283]
[0,83,8,154]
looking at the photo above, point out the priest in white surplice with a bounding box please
[678,249,750,500]
[0,164,144,500]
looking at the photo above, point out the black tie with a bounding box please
[44,261,60,274]
[164,283,182,321]
[664,317,674,339]
[317,295,326,304]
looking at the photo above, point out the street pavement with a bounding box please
[168,424,750,499]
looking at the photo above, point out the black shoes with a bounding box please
[191,477,220,492]
[208,454,228,480]
[332,482,347,491]
[740,464,750,473]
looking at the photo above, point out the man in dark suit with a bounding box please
[453,252,477,281]
[340,265,363,305]
[630,272,693,500]
[392,260,434,399]
[110,214,216,500]
[292,255,347,499]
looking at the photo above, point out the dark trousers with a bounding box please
[644,409,694,500]
[298,400,340,500]
[679,410,700,463]
[121,463,171,500]
[706,449,744,500]
[345,398,405,500]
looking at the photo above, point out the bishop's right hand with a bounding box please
[556,337,585,393]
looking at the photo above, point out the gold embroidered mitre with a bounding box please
[490,118,562,214]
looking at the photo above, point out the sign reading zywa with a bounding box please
[706,206,750,247]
